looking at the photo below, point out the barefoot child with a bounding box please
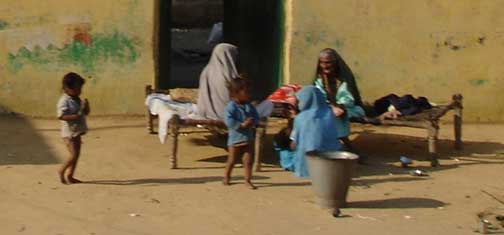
[223,78,259,189]
[57,72,90,184]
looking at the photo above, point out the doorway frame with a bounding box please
[153,0,285,91]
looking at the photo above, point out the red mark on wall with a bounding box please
[73,32,92,46]
[64,23,93,46]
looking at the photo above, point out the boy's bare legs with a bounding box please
[67,136,82,183]
[224,146,238,185]
[242,145,257,190]
[59,138,74,184]
[59,136,82,184]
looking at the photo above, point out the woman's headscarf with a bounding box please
[290,86,341,178]
[197,43,239,120]
[315,48,363,106]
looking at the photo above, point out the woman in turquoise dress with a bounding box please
[313,48,365,155]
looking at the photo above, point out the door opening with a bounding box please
[155,0,282,98]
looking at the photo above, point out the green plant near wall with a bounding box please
[7,31,140,73]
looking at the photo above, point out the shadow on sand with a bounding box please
[84,175,270,186]
[347,197,446,209]
[0,113,59,165]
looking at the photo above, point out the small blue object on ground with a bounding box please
[399,156,412,167]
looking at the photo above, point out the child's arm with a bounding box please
[224,103,243,130]
[241,118,254,128]
[251,105,260,127]
[57,98,81,121]
[82,98,90,115]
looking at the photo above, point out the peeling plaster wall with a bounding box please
[0,0,155,116]
[285,0,504,122]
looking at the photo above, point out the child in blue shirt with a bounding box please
[223,78,259,189]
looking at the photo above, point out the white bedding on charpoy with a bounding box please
[145,94,273,144]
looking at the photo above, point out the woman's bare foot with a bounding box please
[245,181,257,190]
[58,171,67,184]
[67,177,82,184]
[222,177,230,186]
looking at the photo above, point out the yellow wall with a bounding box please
[285,0,504,122]
[0,0,155,116]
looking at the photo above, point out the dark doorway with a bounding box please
[155,0,223,89]
[224,0,282,100]
[155,0,282,99]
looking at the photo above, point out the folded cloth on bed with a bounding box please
[146,94,273,144]
[267,84,302,106]
[374,94,432,117]
[146,94,202,143]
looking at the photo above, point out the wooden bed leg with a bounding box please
[147,113,155,134]
[145,85,155,134]
[254,118,267,172]
[169,115,181,169]
[427,122,440,167]
[453,94,463,150]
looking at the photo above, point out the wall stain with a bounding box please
[354,73,363,80]
[334,39,344,49]
[0,19,8,30]
[7,31,139,73]
[443,37,465,51]
[478,36,486,45]
[304,31,327,45]
[469,79,488,86]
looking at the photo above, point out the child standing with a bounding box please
[223,78,259,189]
[57,72,90,184]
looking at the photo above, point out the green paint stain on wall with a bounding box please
[0,20,8,30]
[304,31,327,45]
[334,39,344,49]
[469,79,488,86]
[354,73,363,80]
[7,31,139,73]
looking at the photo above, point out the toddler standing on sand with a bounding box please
[56,72,90,184]
[223,78,259,189]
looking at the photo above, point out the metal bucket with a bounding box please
[306,151,359,209]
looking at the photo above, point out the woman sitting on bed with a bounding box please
[313,48,365,154]
[197,43,273,120]
[197,43,240,120]
[146,43,272,144]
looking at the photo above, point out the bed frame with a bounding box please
[145,85,267,171]
[271,94,463,167]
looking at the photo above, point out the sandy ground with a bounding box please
[1,115,503,235]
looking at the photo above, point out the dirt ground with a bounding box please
[1,115,503,235]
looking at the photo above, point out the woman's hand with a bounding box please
[331,105,345,117]
[290,140,296,150]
